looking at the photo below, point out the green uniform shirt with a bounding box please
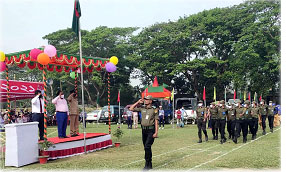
[228,109,236,121]
[209,107,218,119]
[196,107,206,120]
[235,106,245,120]
[244,107,252,119]
[134,106,159,126]
[267,106,275,116]
[251,107,259,118]
[218,107,228,120]
[259,105,268,116]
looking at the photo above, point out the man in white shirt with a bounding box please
[31,90,45,140]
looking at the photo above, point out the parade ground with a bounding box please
[1,123,280,171]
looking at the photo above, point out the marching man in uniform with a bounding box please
[130,95,159,170]
[196,100,208,143]
[259,100,268,135]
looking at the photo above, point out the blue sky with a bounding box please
[0,0,245,53]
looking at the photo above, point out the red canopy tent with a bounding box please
[141,76,171,99]
[0,79,44,102]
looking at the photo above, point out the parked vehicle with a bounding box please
[175,98,197,124]
[99,105,124,124]
[86,109,102,123]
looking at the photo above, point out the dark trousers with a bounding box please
[268,116,274,129]
[252,118,258,136]
[235,119,248,139]
[159,116,164,127]
[197,119,207,139]
[218,119,226,140]
[261,115,267,130]
[208,118,212,128]
[211,119,218,137]
[56,112,68,137]
[32,113,44,140]
[127,116,132,128]
[142,128,155,163]
[227,120,236,138]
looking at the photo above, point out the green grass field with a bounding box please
[1,122,281,170]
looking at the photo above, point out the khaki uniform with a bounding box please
[259,105,268,131]
[134,105,158,169]
[196,107,208,142]
[250,107,259,138]
[233,106,247,143]
[209,107,219,139]
[227,108,236,139]
[267,106,275,131]
[67,94,79,135]
[217,107,228,141]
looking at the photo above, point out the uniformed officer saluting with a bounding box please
[196,100,208,143]
[130,95,159,170]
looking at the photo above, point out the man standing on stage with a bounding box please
[130,95,159,170]
[31,90,45,140]
[67,90,79,137]
[52,90,69,139]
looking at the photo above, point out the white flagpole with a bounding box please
[172,88,175,129]
[78,19,86,154]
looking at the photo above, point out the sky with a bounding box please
[0,0,245,54]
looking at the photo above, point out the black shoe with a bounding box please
[197,139,202,143]
[262,130,266,135]
[243,138,247,143]
[59,137,64,139]
[254,135,256,139]
[270,128,273,133]
[212,136,216,140]
[220,139,224,144]
[71,134,77,137]
[63,136,69,138]
[39,138,44,141]
[205,136,208,142]
[251,135,255,140]
[215,136,218,140]
[233,138,237,144]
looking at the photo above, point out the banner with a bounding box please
[0,79,44,102]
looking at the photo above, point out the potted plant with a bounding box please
[113,126,124,147]
[38,140,55,164]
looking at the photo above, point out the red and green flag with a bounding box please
[72,0,81,36]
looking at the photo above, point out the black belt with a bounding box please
[141,125,155,130]
[33,113,43,115]
[56,111,67,113]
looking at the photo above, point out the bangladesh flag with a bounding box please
[72,0,81,36]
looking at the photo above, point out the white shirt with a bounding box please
[31,95,44,113]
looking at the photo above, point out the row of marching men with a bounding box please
[196,99,276,144]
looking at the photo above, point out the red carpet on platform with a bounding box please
[41,133,112,160]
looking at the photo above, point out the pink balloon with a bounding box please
[44,45,57,57]
[0,61,6,72]
[105,62,117,72]
[30,48,42,60]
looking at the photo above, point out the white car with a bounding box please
[86,110,102,122]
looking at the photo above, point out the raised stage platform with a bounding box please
[43,133,113,160]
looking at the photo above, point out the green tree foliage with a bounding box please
[132,0,280,100]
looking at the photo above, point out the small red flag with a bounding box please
[248,92,251,101]
[203,86,206,100]
[234,89,236,100]
[117,90,120,102]
[259,94,262,101]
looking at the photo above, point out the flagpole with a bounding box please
[78,19,86,154]
[172,94,174,129]
[118,90,121,125]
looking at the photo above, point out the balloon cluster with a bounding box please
[0,51,6,72]
[106,56,118,73]
[30,45,57,65]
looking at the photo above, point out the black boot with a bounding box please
[205,135,208,142]
[262,130,266,135]
[243,137,247,143]
[212,136,216,140]
[233,137,237,144]
[215,136,218,140]
[251,135,255,140]
[220,139,224,144]
[198,139,202,143]
[254,134,256,139]
[270,128,273,133]
[143,161,148,170]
